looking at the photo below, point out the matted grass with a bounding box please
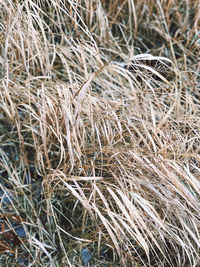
[0,0,199,266]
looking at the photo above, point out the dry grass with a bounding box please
[0,0,200,266]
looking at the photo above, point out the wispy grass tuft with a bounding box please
[0,0,199,266]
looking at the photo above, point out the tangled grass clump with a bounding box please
[0,0,200,266]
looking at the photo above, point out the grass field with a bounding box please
[0,0,200,266]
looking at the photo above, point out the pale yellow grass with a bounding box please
[0,0,199,266]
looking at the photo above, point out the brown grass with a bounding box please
[0,0,200,266]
